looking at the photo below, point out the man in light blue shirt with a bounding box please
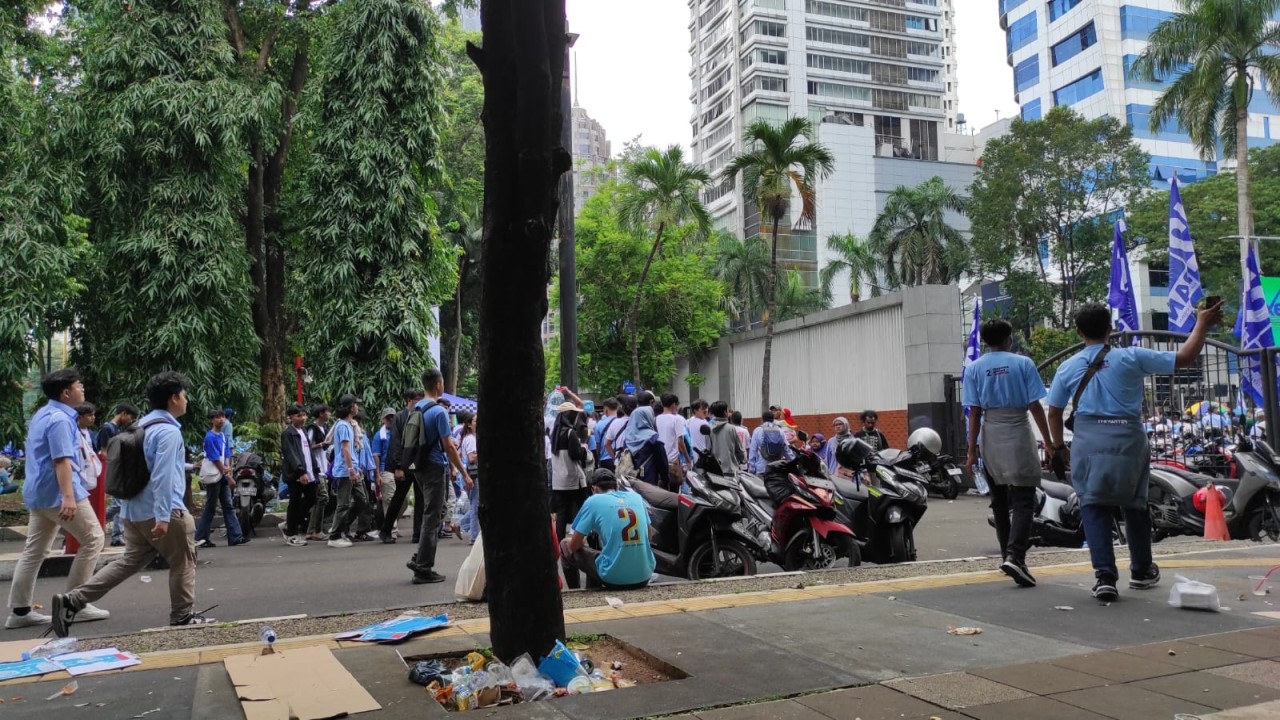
[6,368,107,630]
[1047,302,1222,603]
[561,469,655,588]
[747,409,779,474]
[325,396,370,548]
[54,371,213,636]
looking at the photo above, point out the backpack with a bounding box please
[759,423,787,463]
[104,417,175,499]
[400,401,439,458]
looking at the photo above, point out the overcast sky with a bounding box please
[564,0,1019,151]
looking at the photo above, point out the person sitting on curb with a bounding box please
[560,469,656,590]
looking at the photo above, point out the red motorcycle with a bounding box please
[739,453,859,570]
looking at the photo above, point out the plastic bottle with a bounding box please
[259,626,277,646]
[24,637,78,660]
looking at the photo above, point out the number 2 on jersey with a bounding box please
[617,508,639,542]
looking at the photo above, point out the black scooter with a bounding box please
[987,473,1127,548]
[619,449,758,581]
[878,447,962,500]
[830,439,928,564]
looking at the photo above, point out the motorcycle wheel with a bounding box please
[237,506,253,538]
[250,502,265,528]
[887,523,916,563]
[941,476,960,500]
[687,539,756,580]
[783,534,838,571]
[835,534,861,567]
[1245,497,1280,543]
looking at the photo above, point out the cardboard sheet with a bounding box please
[223,645,380,720]
[54,648,142,676]
[0,657,62,682]
[0,639,49,663]
[334,613,449,643]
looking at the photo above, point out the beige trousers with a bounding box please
[69,510,197,624]
[6,500,104,610]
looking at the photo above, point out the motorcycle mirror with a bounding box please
[699,425,711,436]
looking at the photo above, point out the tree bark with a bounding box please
[627,222,666,389]
[448,264,465,394]
[474,0,568,663]
[1236,96,1253,280]
[761,217,780,414]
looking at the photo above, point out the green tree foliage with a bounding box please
[67,0,260,420]
[575,184,726,393]
[1024,326,1081,378]
[0,4,81,443]
[722,118,834,412]
[776,270,828,321]
[968,108,1150,328]
[1126,143,1280,327]
[293,0,455,407]
[869,176,968,288]
[819,233,882,304]
[1130,0,1280,244]
[713,232,770,329]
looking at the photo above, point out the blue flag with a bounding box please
[1166,177,1204,333]
[963,299,980,418]
[1109,220,1141,335]
[1240,242,1275,407]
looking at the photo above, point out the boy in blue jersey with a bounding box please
[963,319,1051,588]
[560,469,656,589]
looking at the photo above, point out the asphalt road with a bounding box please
[7,493,1003,641]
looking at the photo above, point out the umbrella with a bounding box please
[1186,401,1226,417]
[441,393,477,415]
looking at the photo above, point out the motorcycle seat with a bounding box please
[631,480,679,511]
[1040,478,1075,501]
[831,475,867,501]
[877,449,907,465]
[738,472,772,501]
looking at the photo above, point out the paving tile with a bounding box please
[1134,671,1280,710]
[960,696,1113,720]
[882,672,1031,709]
[969,661,1109,695]
[1207,660,1280,690]
[1047,650,1186,683]
[695,699,831,720]
[1190,631,1280,659]
[553,677,752,720]
[1201,698,1280,719]
[1113,640,1255,670]
[1050,683,1217,720]
[796,684,965,720]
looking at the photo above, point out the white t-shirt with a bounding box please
[460,434,477,464]
[655,412,687,463]
[688,416,709,452]
[605,415,628,454]
[297,426,317,481]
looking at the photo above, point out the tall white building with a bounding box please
[572,105,613,215]
[689,0,960,287]
[1001,0,1280,186]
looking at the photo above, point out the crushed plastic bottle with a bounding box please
[24,637,79,660]
[259,625,277,646]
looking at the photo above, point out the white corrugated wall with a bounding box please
[731,304,907,415]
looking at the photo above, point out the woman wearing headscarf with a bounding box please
[823,417,853,477]
[623,404,670,489]
[551,402,590,588]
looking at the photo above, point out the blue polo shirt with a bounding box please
[1048,345,1176,419]
[331,420,355,478]
[203,429,228,468]
[572,490,656,586]
[963,351,1046,410]
[358,430,376,477]
[415,398,451,468]
[121,410,185,522]
[371,427,391,471]
[22,400,86,510]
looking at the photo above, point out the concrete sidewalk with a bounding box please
[1,544,1278,719]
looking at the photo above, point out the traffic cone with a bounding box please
[1203,483,1230,541]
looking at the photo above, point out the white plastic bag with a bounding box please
[454,534,486,602]
[1168,574,1221,612]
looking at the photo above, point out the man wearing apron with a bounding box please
[963,319,1052,588]
[1047,302,1222,602]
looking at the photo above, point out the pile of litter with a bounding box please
[414,640,637,712]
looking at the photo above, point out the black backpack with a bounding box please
[400,401,439,459]
[104,417,175,499]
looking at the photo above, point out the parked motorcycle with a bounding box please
[986,473,1127,549]
[232,452,276,536]
[734,452,860,571]
[829,438,928,564]
[618,450,758,581]
[876,428,962,500]
[1213,437,1280,542]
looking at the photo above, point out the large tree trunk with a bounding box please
[448,269,464,394]
[627,222,666,389]
[473,0,568,663]
[1236,98,1253,279]
[761,218,780,414]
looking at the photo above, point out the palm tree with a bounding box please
[775,270,829,322]
[1130,0,1280,264]
[722,118,834,413]
[819,232,882,304]
[868,176,968,288]
[712,232,771,328]
[443,207,482,394]
[618,145,712,388]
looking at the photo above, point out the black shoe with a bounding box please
[1000,559,1037,588]
[51,593,80,639]
[229,537,250,546]
[380,532,396,544]
[1130,563,1161,590]
[351,533,375,542]
[412,570,446,584]
[197,539,217,549]
[406,554,420,572]
[411,536,420,544]
[1092,577,1119,602]
[110,539,124,547]
[171,612,217,627]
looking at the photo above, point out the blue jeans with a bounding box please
[196,479,243,543]
[105,498,124,543]
[459,476,480,541]
[1081,504,1151,581]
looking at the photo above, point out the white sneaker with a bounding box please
[286,536,308,547]
[77,604,110,622]
[5,611,51,629]
[327,537,352,549]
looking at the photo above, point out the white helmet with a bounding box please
[906,427,943,456]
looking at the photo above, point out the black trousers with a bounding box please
[989,478,1037,564]
[284,480,316,537]
[553,487,590,589]
[380,471,423,538]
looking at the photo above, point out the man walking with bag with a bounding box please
[195,409,247,548]
[405,369,471,584]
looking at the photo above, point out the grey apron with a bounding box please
[979,408,1042,488]
[1069,415,1149,509]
